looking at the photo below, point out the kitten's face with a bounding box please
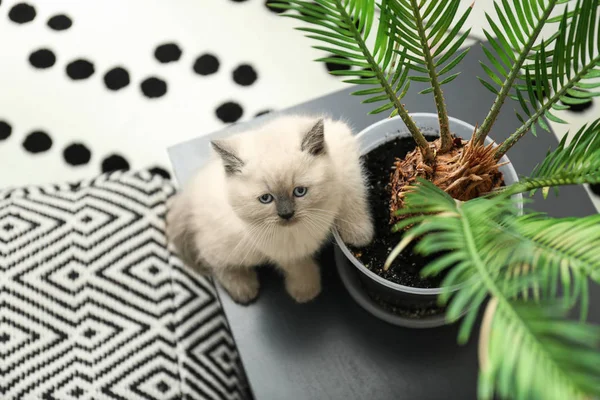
[213,119,338,233]
[228,153,333,228]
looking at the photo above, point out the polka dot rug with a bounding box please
[0,0,348,189]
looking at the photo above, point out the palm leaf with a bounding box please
[387,182,525,339]
[475,0,563,143]
[270,0,403,107]
[386,180,600,400]
[481,301,600,400]
[495,0,600,158]
[383,0,473,150]
[512,214,600,316]
[503,121,600,195]
[270,0,433,159]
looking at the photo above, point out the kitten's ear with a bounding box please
[211,139,244,175]
[301,119,326,156]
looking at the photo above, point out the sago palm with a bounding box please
[272,0,599,214]
[271,0,600,399]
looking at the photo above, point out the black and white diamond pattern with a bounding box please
[0,213,40,244]
[0,171,250,400]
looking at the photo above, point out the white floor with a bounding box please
[0,0,598,210]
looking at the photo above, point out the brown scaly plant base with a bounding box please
[388,136,506,224]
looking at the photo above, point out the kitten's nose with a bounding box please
[278,211,295,220]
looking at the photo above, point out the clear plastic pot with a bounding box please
[333,113,522,328]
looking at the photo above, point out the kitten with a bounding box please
[167,115,373,304]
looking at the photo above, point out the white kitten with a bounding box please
[167,115,373,304]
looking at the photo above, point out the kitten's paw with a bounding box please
[285,279,321,303]
[218,270,260,305]
[340,221,374,247]
[284,260,321,303]
[224,279,260,305]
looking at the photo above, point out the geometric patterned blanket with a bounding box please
[0,171,250,399]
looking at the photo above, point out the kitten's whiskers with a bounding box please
[305,208,363,229]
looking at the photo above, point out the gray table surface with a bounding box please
[168,44,599,400]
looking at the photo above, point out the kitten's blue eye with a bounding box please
[258,194,274,204]
[293,187,308,197]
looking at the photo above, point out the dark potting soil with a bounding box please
[350,135,447,289]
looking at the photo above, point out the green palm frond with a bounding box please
[513,214,600,316]
[495,0,600,157]
[503,120,600,196]
[481,300,600,400]
[475,0,562,143]
[384,0,473,150]
[270,0,433,159]
[385,180,600,400]
[270,0,401,108]
[386,182,526,342]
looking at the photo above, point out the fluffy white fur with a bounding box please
[167,115,373,304]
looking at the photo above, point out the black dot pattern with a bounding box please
[360,67,373,79]
[298,1,326,18]
[325,55,351,73]
[140,77,167,98]
[193,54,219,76]
[233,64,258,86]
[216,102,243,123]
[29,49,56,69]
[101,154,130,173]
[103,67,130,91]
[561,92,594,113]
[155,43,182,63]
[8,3,36,24]
[47,14,72,31]
[265,0,287,14]
[255,109,272,117]
[148,166,171,180]
[66,59,95,80]
[0,121,12,141]
[63,143,91,166]
[23,131,52,154]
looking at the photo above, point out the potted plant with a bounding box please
[332,113,523,328]
[272,0,600,398]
